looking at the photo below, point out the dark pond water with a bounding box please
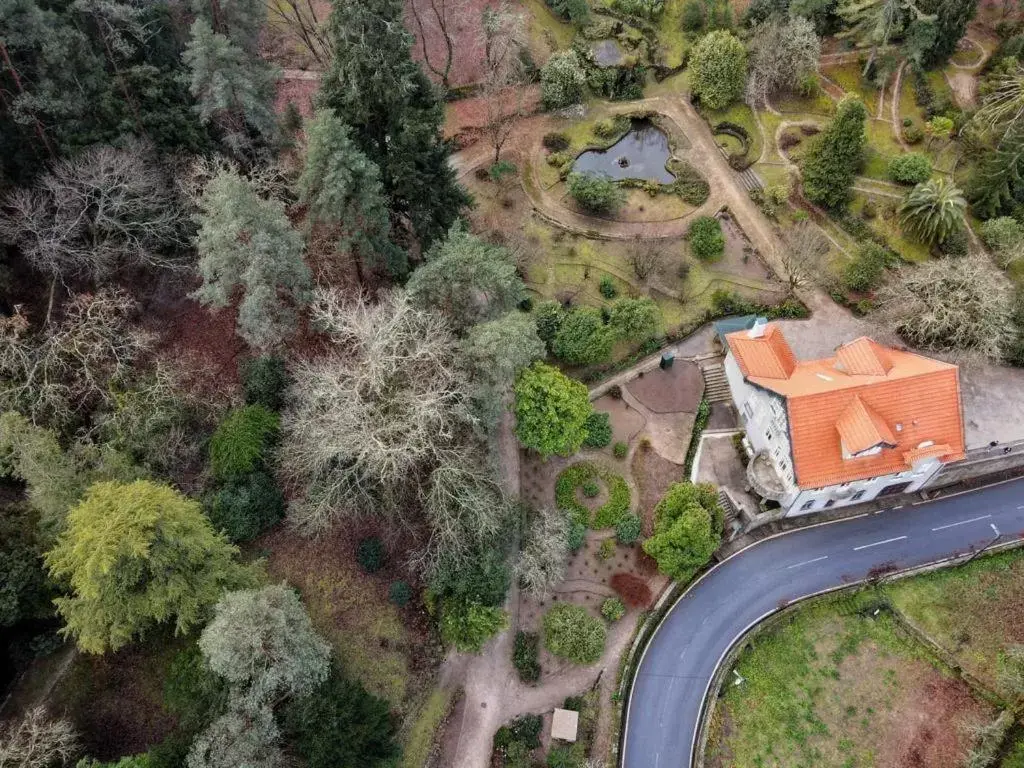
[572,121,675,185]
[591,39,625,67]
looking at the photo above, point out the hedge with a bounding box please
[555,462,631,528]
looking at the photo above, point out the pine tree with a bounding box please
[183,19,279,156]
[298,108,406,279]
[193,169,312,351]
[318,0,470,249]
[801,96,868,209]
[918,0,977,65]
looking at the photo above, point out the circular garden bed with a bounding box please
[556,462,630,529]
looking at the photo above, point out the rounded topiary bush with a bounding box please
[566,172,627,215]
[357,536,385,573]
[601,597,626,622]
[555,462,631,528]
[567,521,587,552]
[388,581,411,606]
[616,513,642,545]
[888,153,932,185]
[687,216,725,260]
[613,441,628,459]
[543,603,607,664]
[582,480,601,498]
[207,471,285,543]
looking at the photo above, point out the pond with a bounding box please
[572,120,675,185]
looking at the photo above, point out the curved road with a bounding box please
[623,478,1024,768]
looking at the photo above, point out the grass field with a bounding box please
[708,549,1024,768]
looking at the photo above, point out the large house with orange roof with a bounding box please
[722,319,966,515]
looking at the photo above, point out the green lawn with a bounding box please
[823,62,881,116]
[883,549,1024,696]
[707,591,991,768]
[702,103,764,164]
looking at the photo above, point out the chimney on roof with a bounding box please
[748,317,768,339]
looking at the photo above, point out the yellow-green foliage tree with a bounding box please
[45,480,253,653]
[513,363,593,458]
[689,31,747,110]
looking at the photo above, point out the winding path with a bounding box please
[622,477,1024,768]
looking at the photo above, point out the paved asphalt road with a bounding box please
[622,478,1024,768]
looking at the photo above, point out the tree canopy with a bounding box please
[642,482,723,582]
[45,480,252,653]
[801,96,868,209]
[690,31,748,110]
[318,0,470,248]
[513,362,593,457]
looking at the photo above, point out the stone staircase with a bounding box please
[718,488,741,537]
[738,166,763,192]
[701,362,731,404]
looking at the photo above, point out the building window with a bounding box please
[824,499,836,508]
[851,490,865,501]
[800,500,814,511]
[766,431,773,441]
[743,401,754,419]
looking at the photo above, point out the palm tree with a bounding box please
[899,178,967,245]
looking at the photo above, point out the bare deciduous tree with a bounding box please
[515,506,570,599]
[407,0,471,91]
[480,3,529,164]
[745,17,820,107]
[781,221,830,289]
[0,140,190,285]
[626,233,668,283]
[263,0,330,66]
[876,256,1013,361]
[0,707,79,768]
[280,289,473,533]
[0,291,153,430]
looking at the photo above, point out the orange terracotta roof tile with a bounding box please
[728,323,966,489]
[725,325,797,379]
[835,338,893,376]
[836,396,896,454]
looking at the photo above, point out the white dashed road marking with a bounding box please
[853,536,907,551]
[786,555,829,569]
[931,514,991,531]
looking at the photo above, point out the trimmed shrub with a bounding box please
[207,470,285,543]
[582,480,601,498]
[534,300,564,347]
[209,405,279,481]
[903,124,924,144]
[241,356,290,411]
[583,411,613,448]
[552,307,616,365]
[888,152,932,184]
[567,521,587,552]
[598,274,618,298]
[566,172,626,214]
[555,462,630,528]
[357,536,385,573]
[543,132,571,152]
[939,228,969,257]
[388,581,411,606]
[610,572,652,607]
[541,51,587,109]
[642,482,722,582]
[687,216,725,260]
[543,603,607,664]
[512,631,541,683]
[599,537,616,559]
[440,600,508,652]
[843,242,895,292]
[981,216,1024,254]
[616,513,642,544]
[613,441,628,459]
[601,597,626,622]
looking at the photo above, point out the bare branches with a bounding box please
[876,256,1013,362]
[480,3,529,163]
[626,232,668,283]
[0,140,190,283]
[0,291,153,430]
[781,221,830,289]
[0,707,79,768]
[263,0,330,66]
[280,290,473,534]
[515,507,570,599]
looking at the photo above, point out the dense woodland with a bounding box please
[3,0,1024,764]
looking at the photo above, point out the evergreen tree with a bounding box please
[918,0,976,65]
[44,480,252,653]
[968,129,1024,219]
[183,19,279,156]
[801,95,867,209]
[193,169,312,351]
[298,108,406,279]
[318,0,470,249]
[406,225,524,332]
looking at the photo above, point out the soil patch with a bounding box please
[593,395,646,445]
[631,446,685,535]
[625,360,703,414]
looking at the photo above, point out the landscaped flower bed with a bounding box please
[556,461,631,528]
